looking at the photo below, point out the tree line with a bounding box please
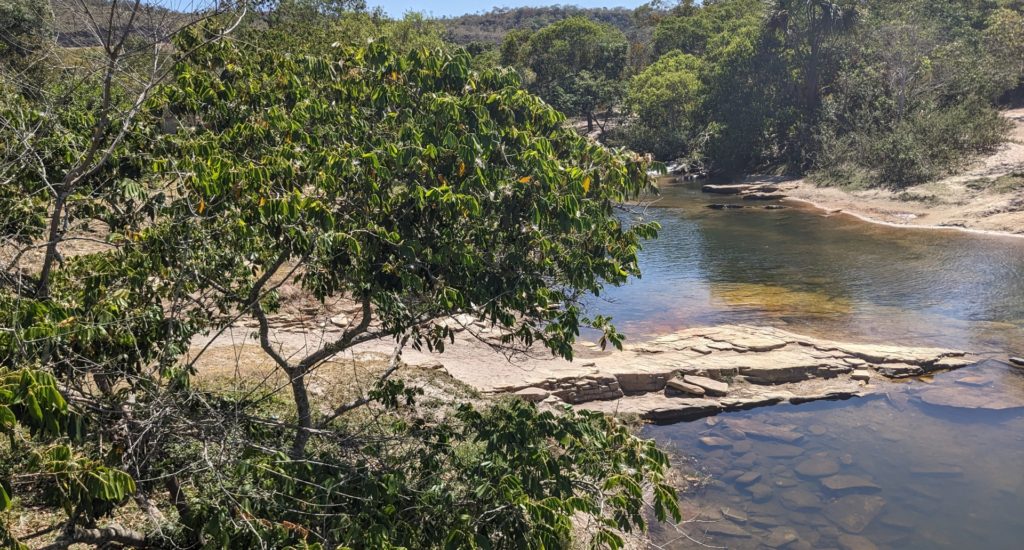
[479,0,1024,187]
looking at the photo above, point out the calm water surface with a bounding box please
[588,181,1024,549]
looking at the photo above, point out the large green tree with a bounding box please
[0,6,677,548]
[520,17,629,133]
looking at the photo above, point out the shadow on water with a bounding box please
[588,180,1024,548]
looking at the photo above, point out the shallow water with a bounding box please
[586,181,1024,548]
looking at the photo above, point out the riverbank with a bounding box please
[782,108,1024,238]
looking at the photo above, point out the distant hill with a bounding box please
[439,5,645,45]
[51,0,197,47]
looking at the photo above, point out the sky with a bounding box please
[369,1,646,18]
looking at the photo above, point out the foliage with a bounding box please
[0,5,672,548]
[518,17,629,132]
[623,51,705,160]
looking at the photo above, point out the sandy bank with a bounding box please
[783,107,1024,238]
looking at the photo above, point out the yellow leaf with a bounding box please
[198,199,206,214]
[519,176,532,183]
[582,176,591,193]
[258,196,266,207]
[458,161,466,177]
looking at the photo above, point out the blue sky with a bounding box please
[370,1,646,18]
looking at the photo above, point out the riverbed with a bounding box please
[589,181,1024,549]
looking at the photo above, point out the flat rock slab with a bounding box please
[683,374,729,396]
[402,323,977,421]
[916,386,1024,411]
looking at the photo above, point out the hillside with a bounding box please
[439,5,644,44]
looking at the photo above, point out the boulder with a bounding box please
[745,482,774,502]
[703,521,752,538]
[759,443,805,458]
[763,526,801,548]
[700,436,733,449]
[735,471,762,486]
[724,419,803,443]
[851,370,872,382]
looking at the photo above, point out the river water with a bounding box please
[590,181,1024,549]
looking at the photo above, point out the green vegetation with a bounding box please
[489,0,1024,187]
[0,2,677,548]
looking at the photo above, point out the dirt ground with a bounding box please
[786,108,1024,237]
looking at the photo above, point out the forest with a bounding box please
[1,1,1023,549]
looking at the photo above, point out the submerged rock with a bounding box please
[837,534,879,550]
[795,457,841,478]
[916,387,1024,411]
[820,475,880,492]
[824,495,887,533]
[780,488,823,511]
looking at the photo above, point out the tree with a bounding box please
[521,17,629,132]
[1,11,677,548]
[625,51,706,160]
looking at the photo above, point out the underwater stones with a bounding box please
[808,424,827,436]
[820,475,880,492]
[759,443,806,458]
[837,534,879,550]
[795,457,841,478]
[707,203,744,210]
[720,508,748,524]
[665,376,706,396]
[955,375,993,386]
[824,495,886,533]
[763,526,801,548]
[780,488,823,511]
[723,419,803,443]
[745,482,774,502]
[917,387,1024,411]
[683,374,730,396]
[730,439,754,454]
[700,436,733,449]
[735,471,762,486]
[703,521,752,538]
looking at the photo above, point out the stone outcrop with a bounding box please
[407,324,979,422]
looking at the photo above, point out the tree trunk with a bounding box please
[289,367,312,458]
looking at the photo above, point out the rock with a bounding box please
[512,387,549,403]
[734,452,758,468]
[760,443,806,458]
[723,419,804,443]
[764,526,801,548]
[808,424,827,436]
[722,470,744,481]
[917,387,1024,411]
[838,453,854,466]
[850,370,872,382]
[735,471,762,486]
[329,314,351,327]
[873,363,923,378]
[731,440,753,454]
[703,521,752,538]
[780,488,823,511]
[745,482,774,502]
[795,457,841,478]
[820,475,880,492]
[1010,356,1024,367]
[720,508,748,524]
[743,192,787,201]
[665,376,706,396]
[700,436,733,449]
[955,376,992,386]
[683,374,730,397]
[721,427,747,439]
[764,204,787,210]
[824,495,886,533]
[837,534,879,550]
[707,203,744,210]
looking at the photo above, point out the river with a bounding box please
[590,180,1024,549]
